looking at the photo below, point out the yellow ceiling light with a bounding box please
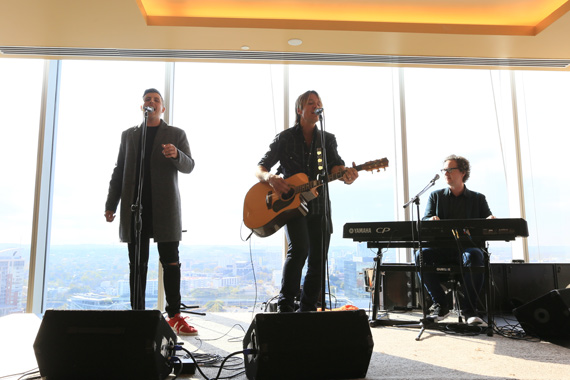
[137,0,570,36]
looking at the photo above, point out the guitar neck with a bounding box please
[294,165,365,194]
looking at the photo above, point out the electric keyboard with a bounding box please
[343,218,528,248]
[346,219,526,335]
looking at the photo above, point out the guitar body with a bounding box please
[243,173,317,237]
[243,157,388,238]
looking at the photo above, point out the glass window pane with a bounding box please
[30,59,570,315]
[517,71,570,263]
[46,60,166,310]
[288,65,397,308]
[0,58,44,316]
[404,68,512,262]
[173,62,286,312]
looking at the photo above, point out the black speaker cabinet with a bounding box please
[479,263,509,314]
[513,288,570,339]
[33,310,177,380]
[506,263,556,310]
[242,310,374,380]
[383,269,415,310]
[555,264,570,289]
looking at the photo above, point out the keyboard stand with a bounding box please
[368,251,494,339]
[369,254,420,328]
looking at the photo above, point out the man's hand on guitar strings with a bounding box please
[338,164,359,185]
[267,174,292,197]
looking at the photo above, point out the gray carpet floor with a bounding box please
[4,310,569,380]
[175,310,570,380]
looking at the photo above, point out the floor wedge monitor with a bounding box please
[33,309,177,380]
[513,288,570,340]
[243,309,374,380]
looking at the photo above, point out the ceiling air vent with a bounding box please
[1,46,569,68]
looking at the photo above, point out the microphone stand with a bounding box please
[130,109,151,311]
[317,112,331,312]
[403,177,437,340]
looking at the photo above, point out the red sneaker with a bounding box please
[167,313,198,336]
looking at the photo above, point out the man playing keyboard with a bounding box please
[419,154,495,325]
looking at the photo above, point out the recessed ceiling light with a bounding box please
[241,45,250,50]
[288,38,303,46]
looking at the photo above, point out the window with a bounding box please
[0,58,44,316]
[516,70,570,262]
[404,68,513,262]
[45,60,166,310]
[173,62,286,311]
[287,65,397,307]
[8,58,570,316]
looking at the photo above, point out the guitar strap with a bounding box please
[274,126,324,178]
[307,128,324,179]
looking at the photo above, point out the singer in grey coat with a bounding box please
[105,119,194,242]
[104,88,196,329]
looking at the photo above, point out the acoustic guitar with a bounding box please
[243,158,389,237]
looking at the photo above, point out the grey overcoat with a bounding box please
[105,120,194,243]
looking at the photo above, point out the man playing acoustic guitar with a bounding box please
[255,90,358,313]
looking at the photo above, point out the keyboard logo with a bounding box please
[375,227,391,234]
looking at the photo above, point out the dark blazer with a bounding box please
[106,120,194,242]
[423,186,492,221]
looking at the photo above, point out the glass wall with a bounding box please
[287,65,397,307]
[172,62,286,311]
[2,57,570,316]
[45,60,166,310]
[0,58,44,316]
[516,70,570,263]
[404,68,514,262]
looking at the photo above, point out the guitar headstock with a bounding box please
[358,158,389,172]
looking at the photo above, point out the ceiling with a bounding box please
[139,0,569,35]
[3,0,570,69]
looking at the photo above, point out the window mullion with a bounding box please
[27,59,61,314]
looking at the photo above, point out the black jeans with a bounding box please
[279,213,330,312]
[128,237,181,317]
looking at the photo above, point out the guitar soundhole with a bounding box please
[282,188,295,200]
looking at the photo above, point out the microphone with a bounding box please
[143,106,155,112]
[403,173,439,209]
[314,108,324,115]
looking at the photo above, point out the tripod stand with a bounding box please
[403,175,437,339]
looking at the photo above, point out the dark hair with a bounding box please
[294,90,322,124]
[444,154,470,182]
[143,88,163,102]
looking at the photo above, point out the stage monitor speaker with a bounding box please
[513,288,570,339]
[33,309,177,380]
[242,310,374,380]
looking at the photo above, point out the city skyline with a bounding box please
[0,238,560,317]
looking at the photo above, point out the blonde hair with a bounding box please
[294,90,322,124]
